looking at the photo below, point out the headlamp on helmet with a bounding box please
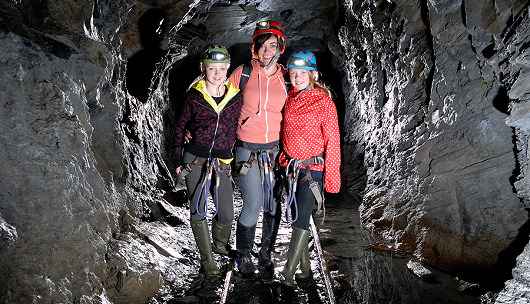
[257,21,271,30]
[287,50,317,71]
[201,44,231,64]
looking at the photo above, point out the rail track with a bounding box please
[217,215,336,304]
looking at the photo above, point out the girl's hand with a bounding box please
[175,166,182,177]
[184,130,192,144]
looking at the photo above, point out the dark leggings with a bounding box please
[291,172,323,230]
[182,152,234,225]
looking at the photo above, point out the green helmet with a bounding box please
[201,44,231,64]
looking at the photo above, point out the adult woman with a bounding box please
[278,50,341,289]
[173,44,243,277]
[228,20,288,280]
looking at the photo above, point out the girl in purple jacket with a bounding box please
[173,44,243,278]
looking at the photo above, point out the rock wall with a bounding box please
[338,0,529,278]
[0,0,196,302]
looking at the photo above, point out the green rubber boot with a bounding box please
[295,241,311,280]
[212,219,232,256]
[191,219,220,277]
[281,227,310,287]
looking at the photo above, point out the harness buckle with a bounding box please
[309,181,324,215]
[177,163,193,180]
[314,156,325,165]
[239,162,251,176]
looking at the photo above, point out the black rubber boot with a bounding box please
[258,211,280,282]
[235,222,259,279]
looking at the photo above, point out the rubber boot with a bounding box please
[295,242,310,280]
[191,219,220,277]
[258,212,280,281]
[281,227,310,287]
[212,218,231,256]
[235,222,259,279]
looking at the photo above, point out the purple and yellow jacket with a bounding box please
[173,78,243,168]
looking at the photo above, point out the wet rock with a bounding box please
[406,259,434,280]
[366,242,398,253]
[318,228,336,246]
[457,279,481,294]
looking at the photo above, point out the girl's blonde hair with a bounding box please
[308,71,332,98]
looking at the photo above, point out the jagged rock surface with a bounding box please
[0,0,197,303]
[338,0,529,278]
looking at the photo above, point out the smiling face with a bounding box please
[289,68,315,91]
[203,62,229,87]
[256,35,279,67]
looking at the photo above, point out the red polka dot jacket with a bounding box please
[278,87,341,193]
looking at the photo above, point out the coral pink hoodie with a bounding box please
[229,60,288,144]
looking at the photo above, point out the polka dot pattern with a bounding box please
[279,88,341,193]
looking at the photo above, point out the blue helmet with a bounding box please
[287,50,317,70]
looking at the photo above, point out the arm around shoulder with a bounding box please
[228,65,245,89]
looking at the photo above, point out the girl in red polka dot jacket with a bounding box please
[277,50,341,290]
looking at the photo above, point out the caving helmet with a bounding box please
[201,44,231,64]
[252,20,286,54]
[287,50,317,71]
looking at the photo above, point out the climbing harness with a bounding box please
[179,157,231,219]
[176,157,203,181]
[238,146,278,214]
[284,154,325,223]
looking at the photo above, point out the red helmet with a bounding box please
[253,20,286,54]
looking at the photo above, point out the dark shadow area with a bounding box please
[510,127,522,193]
[482,43,496,59]
[481,209,530,291]
[313,48,346,136]
[126,8,168,103]
[167,52,202,116]
[227,43,253,75]
[492,86,510,114]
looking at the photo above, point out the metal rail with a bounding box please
[218,216,336,303]
[309,215,336,304]
[220,260,233,303]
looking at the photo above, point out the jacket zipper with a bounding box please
[264,76,270,143]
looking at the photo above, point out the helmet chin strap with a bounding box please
[265,50,280,70]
